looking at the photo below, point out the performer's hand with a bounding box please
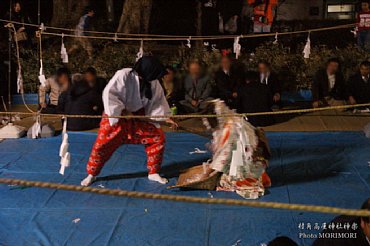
[348,96,356,105]
[18,27,25,33]
[166,118,178,130]
[191,99,198,107]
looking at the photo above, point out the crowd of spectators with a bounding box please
[38,66,106,131]
[2,1,369,131]
[39,56,369,131]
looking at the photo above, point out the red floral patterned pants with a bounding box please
[86,117,165,176]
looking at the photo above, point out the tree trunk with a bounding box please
[51,0,89,28]
[116,0,153,34]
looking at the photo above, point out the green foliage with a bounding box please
[18,40,368,93]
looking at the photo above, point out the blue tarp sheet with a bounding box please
[0,132,369,246]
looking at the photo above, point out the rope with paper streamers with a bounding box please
[0,177,369,217]
[0,19,355,41]
[1,103,370,119]
[4,23,36,114]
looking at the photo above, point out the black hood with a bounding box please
[132,56,167,99]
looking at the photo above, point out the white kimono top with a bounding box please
[103,68,171,126]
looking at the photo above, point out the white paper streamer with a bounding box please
[186,36,191,48]
[59,118,71,175]
[136,40,144,61]
[303,33,311,59]
[60,34,69,63]
[31,115,42,139]
[218,13,224,34]
[59,134,69,157]
[273,32,278,45]
[233,36,241,59]
[39,23,46,32]
[16,69,24,93]
[38,60,46,87]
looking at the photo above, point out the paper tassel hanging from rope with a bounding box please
[186,37,192,48]
[39,23,45,32]
[60,34,69,64]
[136,40,144,61]
[273,32,278,45]
[16,68,24,94]
[59,117,70,175]
[233,36,241,59]
[31,114,42,139]
[303,33,311,59]
[38,59,46,87]
[218,13,224,34]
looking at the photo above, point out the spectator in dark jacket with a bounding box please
[258,61,282,107]
[312,58,347,108]
[84,67,107,95]
[180,60,213,113]
[237,71,274,127]
[58,74,103,131]
[4,1,33,46]
[313,198,370,246]
[348,61,370,105]
[215,56,239,109]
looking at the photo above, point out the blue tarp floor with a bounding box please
[0,132,369,246]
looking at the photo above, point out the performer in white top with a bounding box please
[81,56,176,186]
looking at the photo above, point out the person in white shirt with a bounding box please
[81,56,177,186]
[257,61,282,105]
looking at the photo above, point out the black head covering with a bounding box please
[132,56,167,100]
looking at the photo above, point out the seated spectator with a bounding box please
[348,61,370,105]
[215,56,239,109]
[258,61,282,107]
[84,67,107,95]
[236,71,274,127]
[39,67,71,114]
[180,60,213,113]
[312,58,347,108]
[58,74,103,131]
[161,66,183,107]
[313,198,370,246]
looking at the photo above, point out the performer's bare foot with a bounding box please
[81,174,96,186]
[148,174,168,184]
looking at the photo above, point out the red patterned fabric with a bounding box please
[86,115,165,176]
